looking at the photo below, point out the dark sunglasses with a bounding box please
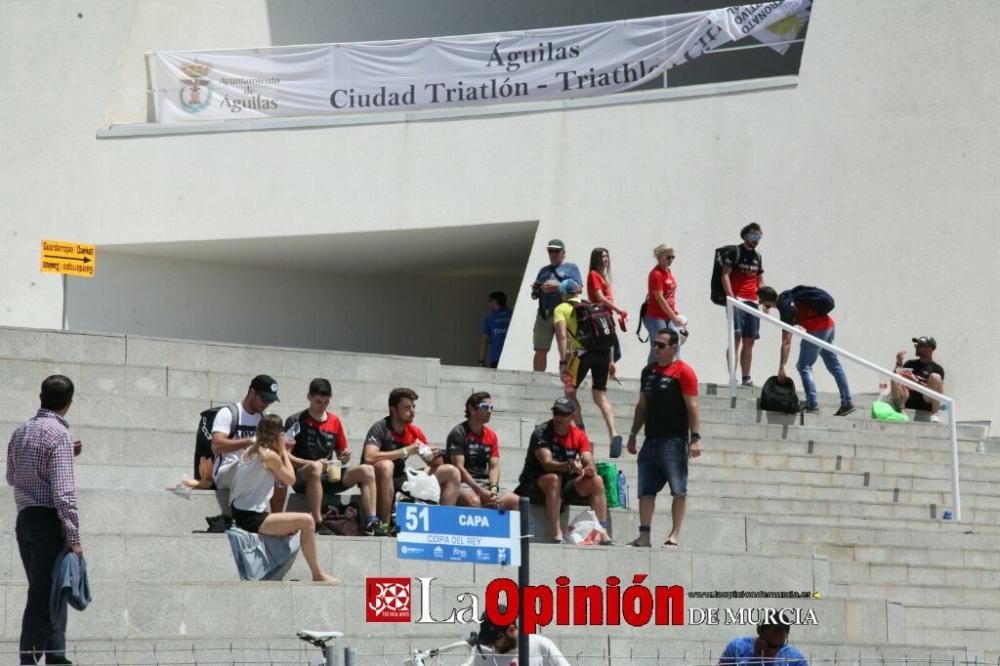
[666,255,676,260]
[653,341,675,350]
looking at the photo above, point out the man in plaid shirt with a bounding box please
[6,375,81,665]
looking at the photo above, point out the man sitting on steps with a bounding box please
[513,397,614,545]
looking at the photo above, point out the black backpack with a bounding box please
[636,301,649,343]
[710,245,741,305]
[778,285,835,319]
[194,404,237,480]
[758,376,801,414]
[570,300,618,352]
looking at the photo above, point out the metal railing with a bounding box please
[725,297,961,521]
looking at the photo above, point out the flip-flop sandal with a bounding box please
[610,435,623,459]
[663,540,680,550]
[552,536,565,544]
[627,538,651,548]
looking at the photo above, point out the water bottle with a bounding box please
[284,421,301,444]
[617,470,628,509]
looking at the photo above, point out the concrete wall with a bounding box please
[1,1,997,421]
[66,253,522,366]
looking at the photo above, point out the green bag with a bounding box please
[595,462,621,509]
[871,400,908,422]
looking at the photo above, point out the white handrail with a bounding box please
[725,297,961,522]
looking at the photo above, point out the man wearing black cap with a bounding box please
[719,616,808,666]
[530,239,582,372]
[892,336,945,422]
[476,606,569,665]
[513,397,614,544]
[211,374,279,490]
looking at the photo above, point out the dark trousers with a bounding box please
[16,507,66,664]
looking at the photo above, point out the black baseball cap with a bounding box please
[250,374,280,402]
[912,336,937,350]
[477,606,512,645]
[552,397,575,415]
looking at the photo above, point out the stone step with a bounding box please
[0,524,796,587]
[0,560,834,643]
[0,635,984,665]
[7,416,996,491]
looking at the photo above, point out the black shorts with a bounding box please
[291,464,350,495]
[514,475,588,507]
[568,351,610,391]
[231,506,268,533]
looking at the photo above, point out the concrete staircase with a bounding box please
[0,326,995,663]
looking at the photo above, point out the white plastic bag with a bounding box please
[567,508,605,545]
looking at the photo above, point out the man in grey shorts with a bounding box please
[530,239,582,372]
[626,328,702,549]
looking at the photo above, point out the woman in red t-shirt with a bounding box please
[587,247,627,361]
[643,244,687,364]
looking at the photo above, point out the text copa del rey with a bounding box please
[376,577,818,632]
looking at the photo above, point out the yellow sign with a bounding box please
[40,239,96,278]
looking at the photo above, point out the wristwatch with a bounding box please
[690,432,701,442]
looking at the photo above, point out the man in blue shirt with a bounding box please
[531,239,582,372]
[720,618,809,666]
[479,291,511,368]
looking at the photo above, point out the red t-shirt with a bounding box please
[724,247,763,301]
[587,270,613,303]
[646,266,678,319]
[794,302,834,333]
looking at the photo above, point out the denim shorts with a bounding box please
[637,437,689,497]
[732,300,760,340]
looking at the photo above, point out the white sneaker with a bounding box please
[930,414,941,423]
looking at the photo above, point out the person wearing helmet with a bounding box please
[476,606,570,665]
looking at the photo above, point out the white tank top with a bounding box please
[229,449,275,513]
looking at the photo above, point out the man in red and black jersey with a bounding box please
[362,388,461,535]
[720,223,765,386]
[281,379,378,535]
[443,392,519,510]
[626,327,701,549]
[514,397,614,544]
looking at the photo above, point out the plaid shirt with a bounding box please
[6,408,80,546]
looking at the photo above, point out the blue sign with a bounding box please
[396,504,520,566]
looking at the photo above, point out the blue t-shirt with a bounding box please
[534,262,582,315]
[481,307,512,365]
[720,637,808,666]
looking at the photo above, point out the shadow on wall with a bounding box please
[66,223,535,366]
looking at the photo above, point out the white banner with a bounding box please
[152,0,809,123]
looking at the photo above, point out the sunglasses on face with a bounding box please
[476,403,494,412]
[547,249,562,254]
[666,255,676,260]
[747,234,763,241]
[653,341,675,350]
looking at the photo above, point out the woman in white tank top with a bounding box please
[230,413,338,584]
